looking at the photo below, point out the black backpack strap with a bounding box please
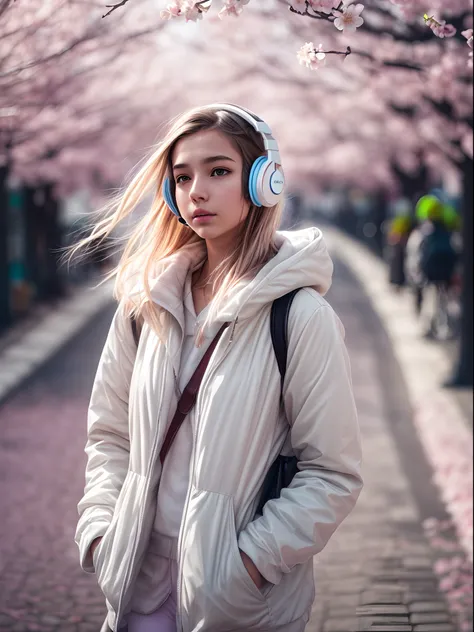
[130,316,142,347]
[270,289,302,392]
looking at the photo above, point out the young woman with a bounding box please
[74,103,363,632]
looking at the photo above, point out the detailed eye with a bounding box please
[211,168,230,177]
[176,175,190,184]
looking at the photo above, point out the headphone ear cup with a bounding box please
[248,156,268,207]
[258,161,285,207]
[249,157,285,208]
[163,178,181,218]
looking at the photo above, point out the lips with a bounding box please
[192,209,216,219]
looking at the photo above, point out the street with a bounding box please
[0,260,459,632]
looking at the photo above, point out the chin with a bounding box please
[192,225,227,239]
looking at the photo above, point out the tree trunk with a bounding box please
[448,156,473,387]
[23,186,42,300]
[42,183,65,300]
[372,190,388,257]
[0,164,10,331]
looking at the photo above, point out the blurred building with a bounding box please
[0,180,96,333]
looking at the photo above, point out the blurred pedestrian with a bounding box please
[72,104,363,632]
[386,211,413,292]
[405,194,459,338]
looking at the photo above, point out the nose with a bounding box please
[189,175,209,204]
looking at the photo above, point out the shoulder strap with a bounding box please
[131,316,142,347]
[131,318,139,346]
[159,322,229,465]
[270,289,301,392]
[129,314,229,465]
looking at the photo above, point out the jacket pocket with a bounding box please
[265,558,315,626]
[227,499,275,603]
[180,488,273,632]
[94,470,146,613]
[92,534,107,577]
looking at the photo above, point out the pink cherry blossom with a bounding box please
[462,29,473,48]
[160,2,182,20]
[431,20,457,38]
[219,0,250,19]
[333,3,365,32]
[160,0,206,22]
[183,1,205,22]
[440,574,458,592]
[307,0,339,15]
[296,42,327,69]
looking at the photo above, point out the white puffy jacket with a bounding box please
[75,227,363,632]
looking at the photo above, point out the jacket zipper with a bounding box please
[175,319,237,632]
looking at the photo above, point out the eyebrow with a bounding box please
[172,155,236,171]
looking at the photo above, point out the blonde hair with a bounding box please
[70,104,283,341]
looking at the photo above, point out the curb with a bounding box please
[323,225,473,561]
[0,280,114,405]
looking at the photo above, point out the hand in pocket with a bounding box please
[239,549,265,590]
[90,537,103,560]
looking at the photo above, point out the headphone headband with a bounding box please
[207,103,282,165]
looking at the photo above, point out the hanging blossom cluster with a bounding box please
[389,0,458,38]
[292,0,473,70]
[160,0,249,22]
[290,1,364,70]
[390,0,474,61]
[389,0,474,66]
[423,13,457,38]
[297,42,352,69]
[157,0,474,69]
[289,0,365,32]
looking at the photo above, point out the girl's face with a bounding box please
[171,129,251,242]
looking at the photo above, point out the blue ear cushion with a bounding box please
[163,177,180,217]
[249,156,268,207]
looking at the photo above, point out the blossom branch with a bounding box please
[288,4,336,22]
[323,45,351,57]
[102,0,132,19]
[288,1,365,33]
[0,0,14,21]
[297,43,351,69]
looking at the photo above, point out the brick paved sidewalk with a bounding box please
[307,262,463,632]
[323,226,473,563]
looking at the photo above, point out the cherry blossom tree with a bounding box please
[1,0,472,385]
[0,0,177,322]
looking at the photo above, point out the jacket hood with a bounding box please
[214,227,333,324]
[141,227,333,330]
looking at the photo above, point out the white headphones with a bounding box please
[163,103,285,225]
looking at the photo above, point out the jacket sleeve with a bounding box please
[238,303,363,585]
[75,304,136,573]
